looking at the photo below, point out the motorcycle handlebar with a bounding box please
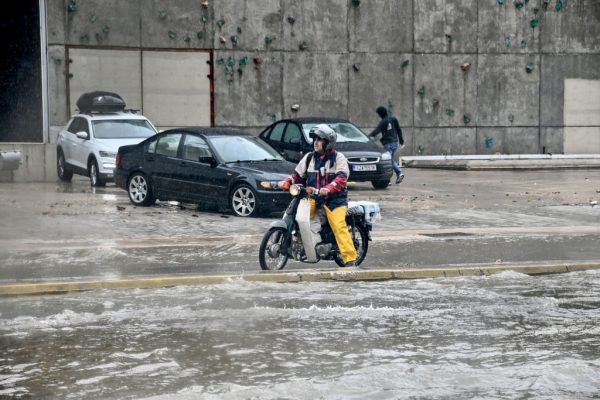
[307,187,326,199]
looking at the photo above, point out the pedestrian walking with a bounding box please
[368,106,405,184]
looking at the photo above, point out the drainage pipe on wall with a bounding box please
[0,151,23,182]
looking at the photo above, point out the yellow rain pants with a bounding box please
[309,199,357,264]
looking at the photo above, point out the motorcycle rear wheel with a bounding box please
[334,223,369,267]
[259,227,289,270]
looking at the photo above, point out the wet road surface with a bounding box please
[0,169,599,282]
[1,270,599,399]
[1,169,599,398]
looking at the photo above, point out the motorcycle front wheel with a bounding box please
[259,227,290,270]
[334,223,369,267]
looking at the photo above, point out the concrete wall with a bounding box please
[0,144,56,182]
[8,0,600,181]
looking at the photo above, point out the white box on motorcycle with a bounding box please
[348,201,381,224]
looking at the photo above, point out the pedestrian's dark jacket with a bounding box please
[369,106,404,146]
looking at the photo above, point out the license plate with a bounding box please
[352,164,377,172]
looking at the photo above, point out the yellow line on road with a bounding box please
[1,261,599,296]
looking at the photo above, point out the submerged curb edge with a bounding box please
[1,261,600,296]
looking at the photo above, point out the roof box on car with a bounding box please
[76,91,125,113]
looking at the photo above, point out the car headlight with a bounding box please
[259,181,278,189]
[381,151,391,161]
[99,151,117,158]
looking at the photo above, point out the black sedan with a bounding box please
[259,117,394,189]
[115,128,295,217]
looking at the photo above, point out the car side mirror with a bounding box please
[199,156,218,167]
[76,131,89,140]
[289,138,301,145]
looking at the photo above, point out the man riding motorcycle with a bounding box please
[278,124,358,267]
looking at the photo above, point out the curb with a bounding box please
[403,159,600,170]
[401,154,600,170]
[1,261,599,296]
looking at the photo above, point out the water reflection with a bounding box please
[1,270,599,399]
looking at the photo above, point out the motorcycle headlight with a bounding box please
[289,184,301,197]
[381,151,391,161]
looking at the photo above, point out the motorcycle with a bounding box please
[258,184,381,270]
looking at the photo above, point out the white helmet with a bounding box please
[309,124,337,151]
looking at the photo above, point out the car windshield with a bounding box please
[92,119,156,139]
[302,122,370,143]
[209,135,284,163]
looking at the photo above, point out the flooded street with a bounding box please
[1,169,599,397]
[2,269,599,399]
[1,169,599,281]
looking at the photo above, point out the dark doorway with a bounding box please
[0,0,43,143]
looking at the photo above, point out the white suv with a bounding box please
[56,93,157,186]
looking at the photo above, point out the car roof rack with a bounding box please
[76,91,126,114]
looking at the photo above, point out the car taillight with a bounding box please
[115,152,121,166]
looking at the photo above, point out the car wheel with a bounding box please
[230,184,259,217]
[371,179,390,190]
[89,159,106,187]
[127,172,155,206]
[56,150,73,181]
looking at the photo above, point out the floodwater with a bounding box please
[1,270,599,399]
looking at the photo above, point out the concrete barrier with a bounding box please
[1,261,599,296]
[402,154,600,170]
[0,144,57,182]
